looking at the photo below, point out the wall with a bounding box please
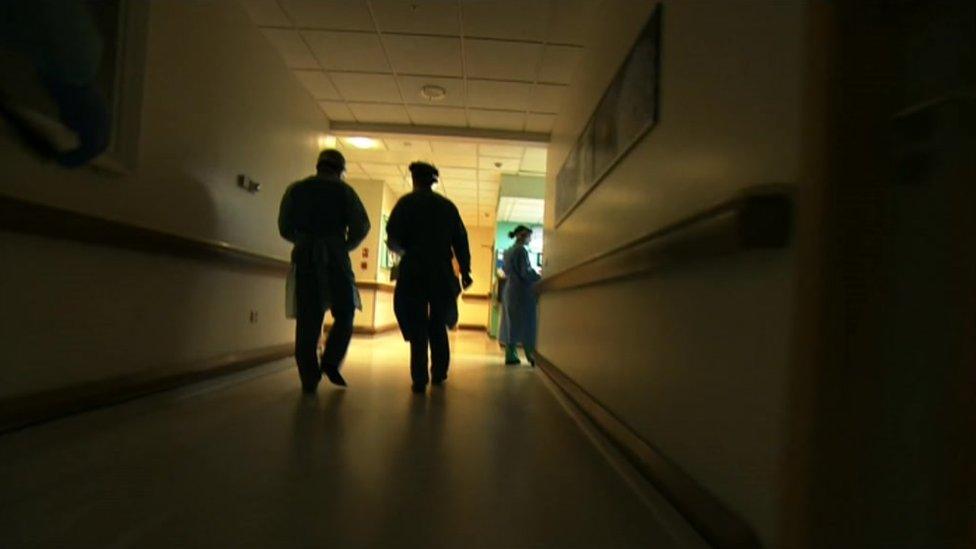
[537,1,806,546]
[345,178,386,282]
[451,225,493,328]
[0,0,327,399]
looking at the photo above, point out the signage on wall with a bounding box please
[553,4,662,227]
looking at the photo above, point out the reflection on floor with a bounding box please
[0,331,702,548]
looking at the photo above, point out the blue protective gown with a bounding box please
[499,243,541,348]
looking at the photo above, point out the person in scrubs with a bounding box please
[500,225,541,365]
[387,162,473,393]
[278,149,370,392]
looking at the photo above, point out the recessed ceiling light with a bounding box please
[318,135,337,149]
[420,85,447,102]
[343,136,380,149]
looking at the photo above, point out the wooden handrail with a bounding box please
[0,194,290,274]
[537,187,793,293]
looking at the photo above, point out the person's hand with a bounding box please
[461,273,474,290]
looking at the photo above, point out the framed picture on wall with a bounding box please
[552,3,662,226]
[0,0,149,172]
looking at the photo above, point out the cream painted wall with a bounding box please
[378,182,399,283]
[373,289,397,331]
[538,1,806,546]
[458,225,494,327]
[0,0,328,397]
[345,178,386,283]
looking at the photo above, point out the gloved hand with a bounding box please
[461,273,474,290]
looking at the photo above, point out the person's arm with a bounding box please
[451,206,473,288]
[386,199,406,255]
[344,184,371,251]
[277,184,296,243]
[513,246,541,283]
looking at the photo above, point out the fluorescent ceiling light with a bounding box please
[343,136,380,150]
[318,135,337,149]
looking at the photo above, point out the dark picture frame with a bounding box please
[553,4,662,226]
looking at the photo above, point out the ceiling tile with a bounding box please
[432,154,478,169]
[279,0,373,30]
[479,156,521,171]
[467,109,525,131]
[528,84,566,113]
[440,167,478,180]
[319,101,356,121]
[348,103,411,124]
[430,141,477,155]
[294,70,341,100]
[344,163,366,175]
[460,0,550,42]
[330,73,401,103]
[450,179,478,189]
[398,76,465,107]
[538,45,582,84]
[370,1,460,35]
[241,0,291,26]
[382,35,462,77]
[478,143,523,159]
[302,31,389,72]
[260,29,319,69]
[521,147,548,172]
[525,113,556,134]
[546,0,599,46]
[465,80,532,111]
[406,105,467,127]
[360,162,402,176]
[385,139,432,153]
[464,40,543,82]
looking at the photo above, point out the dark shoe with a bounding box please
[431,375,447,386]
[322,365,347,387]
[505,358,521,366]
[411,383,427,394]
[299,369,321,393]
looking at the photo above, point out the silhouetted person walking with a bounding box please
[387,162,472,393]
[278,149,370,392]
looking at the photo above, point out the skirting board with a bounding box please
[534,352,762,549]
[456,324,488,331]
[0,343,293,434]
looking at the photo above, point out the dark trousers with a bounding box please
[295,270,354,384]
[409,301,450,386]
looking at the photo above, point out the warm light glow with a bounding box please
[317,135,337,149]
[343,136,380,149]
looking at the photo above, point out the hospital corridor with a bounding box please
[0,1,972,548]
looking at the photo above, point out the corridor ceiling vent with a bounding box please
[420,85,448,102]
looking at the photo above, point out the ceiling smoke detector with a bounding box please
[420,85,447,102]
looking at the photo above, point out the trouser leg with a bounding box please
[322,307,354,369]
[429,305,450,380]
[409,326,430,386]
[295,274,325,385]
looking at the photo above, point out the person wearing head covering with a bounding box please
[386,161,473,393]
[499,225,541,365]
[278,149,370,392]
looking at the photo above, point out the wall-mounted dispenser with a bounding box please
[237,174,261,193]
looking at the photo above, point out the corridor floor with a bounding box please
[0,331,703,548]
